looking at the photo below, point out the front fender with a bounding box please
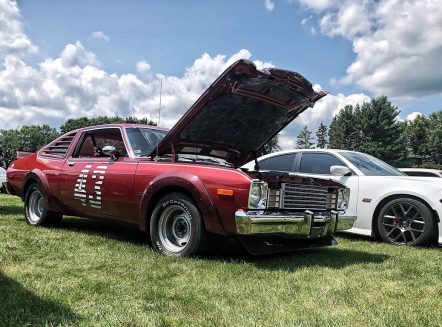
[138,171,226,235]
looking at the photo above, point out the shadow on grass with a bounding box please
[0,272,80,326]
[51,217,390,270]
[198,237,390,270]
[59,216,148,245]
[0,200,24,216]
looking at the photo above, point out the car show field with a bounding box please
[1,193,441,326]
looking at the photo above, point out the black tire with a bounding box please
[149,192,206,256]
[24,182,63,226]
[377,197,436,246]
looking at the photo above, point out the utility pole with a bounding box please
[158,78,163,127]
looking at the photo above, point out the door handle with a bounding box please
[67,162,75,167]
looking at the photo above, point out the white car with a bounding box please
[0,167,6,193]
[243,149,442,246]
[399,168,442,178]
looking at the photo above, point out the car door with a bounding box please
[59,127,138,221]
[295,152,360,215]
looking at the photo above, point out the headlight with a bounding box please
[337,188,350,211]
[248,180,268,209]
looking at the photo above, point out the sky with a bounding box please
[1,0,441,148]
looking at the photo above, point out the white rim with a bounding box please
[158,204,191,253]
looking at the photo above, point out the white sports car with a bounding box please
[243,149,442,246]
[0,167,6,193]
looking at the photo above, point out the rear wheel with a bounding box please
[24,183,63,226]
[150,192,206,256]
[377,197,436,246]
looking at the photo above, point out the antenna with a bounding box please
[158,77,163,127]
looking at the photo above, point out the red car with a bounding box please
[6,60,356,256]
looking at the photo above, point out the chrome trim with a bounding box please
[235,210,340,238]
[335,211,357,231]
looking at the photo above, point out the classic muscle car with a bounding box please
[6,60,356,256]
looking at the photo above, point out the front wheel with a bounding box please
[377,197,436,246]
[150,193,206,256]
[24,183,63,226]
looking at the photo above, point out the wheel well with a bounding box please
[145,186,203,230]
[372,194,439,239]
[23,178,39,200]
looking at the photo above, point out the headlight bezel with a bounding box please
[248,180,268,209]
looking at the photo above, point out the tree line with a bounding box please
[295,96,442,168]
[0,116,155,168]
[0,96,441,169]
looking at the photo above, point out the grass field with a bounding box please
[1,193,441,326]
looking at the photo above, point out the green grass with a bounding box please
[1,193,441,327]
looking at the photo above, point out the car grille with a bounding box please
[267,183,338,211]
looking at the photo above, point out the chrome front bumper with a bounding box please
[235,210,356,238]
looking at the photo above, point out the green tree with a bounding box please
[427,110,442,166]
[329,104,361,150]
[60,116,156,134]
[296,125,314,149]
[0,125,58,167]
[257,135,281,157]
[405,115,430,166]
[315,122,328,148]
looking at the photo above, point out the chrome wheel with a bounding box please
[158,204,192,253]
[381,202,426,245]
[28,189,44,224]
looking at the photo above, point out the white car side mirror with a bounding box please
[330,165,352,176]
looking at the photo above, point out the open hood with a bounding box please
[152,59,326,167]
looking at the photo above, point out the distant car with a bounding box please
[0,167,6,193]
[243,149,442,246]
[399,168,442,178]
[5,60,355,256]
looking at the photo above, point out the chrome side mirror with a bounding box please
[330,165,352,176]
[102,145,118,160]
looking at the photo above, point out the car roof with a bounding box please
[255,148,358,160]
[399,168,442,173]
[68,124,169,134]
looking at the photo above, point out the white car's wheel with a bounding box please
[377,197,436,246]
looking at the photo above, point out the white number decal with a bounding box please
[74,164,108,209]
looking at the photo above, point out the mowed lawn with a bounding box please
[1,194,441,327]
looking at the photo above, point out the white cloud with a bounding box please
[136,60,151,74]
[406,111,422,121]
[299,0,442,99]
[0,0,37,57]
[265,0,275,11]
[279,90,370,149]
[91,31,110,42]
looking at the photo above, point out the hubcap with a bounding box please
[382,202,425,245]
[28,190,44,223]
[158,204,191,253]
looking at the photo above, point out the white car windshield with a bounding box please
[126,127,168,157]
[340,152,406,176]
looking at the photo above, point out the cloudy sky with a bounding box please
[1,0,441,148]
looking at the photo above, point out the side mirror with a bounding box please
[102,145,119,160]
[330,165,352,176]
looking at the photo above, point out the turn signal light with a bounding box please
[217,189,234,196]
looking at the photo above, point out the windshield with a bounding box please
[126,127,168,157]
[340,151,406,176]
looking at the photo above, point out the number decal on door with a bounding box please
[74,164,108,209]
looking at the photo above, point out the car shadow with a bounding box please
[0,201,24,216]
[59,216,148,245]
[55,217,389,270]
[0,272,80,326]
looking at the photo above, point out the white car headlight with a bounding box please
[248,180,268,209]
[337,188,350,210]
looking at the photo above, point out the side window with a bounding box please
[299,153,344,174]
[265,154,296,172]
[258,158,269,170]
[74,129,128,158]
